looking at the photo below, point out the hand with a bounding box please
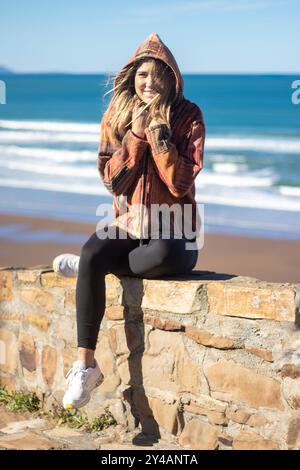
[131,102,149,138]
[149,113,166,128]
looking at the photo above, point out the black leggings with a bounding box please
[76,227,198,350]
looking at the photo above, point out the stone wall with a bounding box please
[0,266,300,450]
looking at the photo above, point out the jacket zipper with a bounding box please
[139,151,148,246]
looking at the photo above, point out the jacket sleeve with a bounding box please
[97,113,149,196]
[144,112,205,198]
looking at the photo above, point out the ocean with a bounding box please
[0,73,300,240]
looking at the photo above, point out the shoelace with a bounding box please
[67,256,79,272]
[65,366,88,386]
[66,258,77,271]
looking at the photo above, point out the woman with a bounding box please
[53,33,205,410]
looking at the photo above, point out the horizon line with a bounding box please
[1,70,300,76]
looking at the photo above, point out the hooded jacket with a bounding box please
[97,32,205,246]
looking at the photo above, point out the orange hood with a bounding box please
[114,32,184,103]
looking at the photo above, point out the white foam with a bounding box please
[279,186,300,197]
[208,154,247,162]
[0,119,99,133]
[1,124,300,153]
[204,214,298,233]
[0,159,97,178]
[0,177,299,213]
[195,192,300,212]
[0,152,276,188]
[197,169,277,187]
[0,145,95,162]
[0,120,299,216]
[207,136,300,154]
[212,162,249,174]
[0,130,97,143]
[0,178,107,196]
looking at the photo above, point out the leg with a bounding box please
[63,227,140,409]
[128,238,198,279]
[76,227,139,360]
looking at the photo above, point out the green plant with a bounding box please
[50,404,116,432]
[52,406,88,429]
[0,386,116,433]
[88,412,116,432]
[0,386,40,412]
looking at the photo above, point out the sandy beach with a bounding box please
[0,213,299,283]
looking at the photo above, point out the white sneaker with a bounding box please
[62,360,104,410]
[52,253,80,277]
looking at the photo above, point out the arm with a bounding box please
[144,111,205,198]
[97,113,149,196]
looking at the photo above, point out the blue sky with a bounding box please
[1,0,300,73]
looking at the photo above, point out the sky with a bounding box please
[1,0,300,74]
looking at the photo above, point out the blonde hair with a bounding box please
[102,57,179,142]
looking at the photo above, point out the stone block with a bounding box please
[178,419,219,450]
[208,282,296,321]
[205,358,283,410]
[0,271,13,302]
[42,345,57,387]
[19,331,37,372]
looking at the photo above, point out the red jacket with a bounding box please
[97,33,205,245]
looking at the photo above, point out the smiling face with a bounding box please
[134,60,160,103]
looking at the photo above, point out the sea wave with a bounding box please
[0,119,99,133]
[0,145,95,162]
[206,136,300,154]
[0,178,104,196]
[0,130,97,143]
[198,169,278,187]
[0,159,97,178]
[195,193,300,212]
[1,120,300,153]
[0,177,300,212]
[279,186,300,197]
[211,162,249,174]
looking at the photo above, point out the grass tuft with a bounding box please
[0,386,40,412]
[50,404,116,432]
[0,385,116,432]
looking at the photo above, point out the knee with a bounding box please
[80,233,106,267]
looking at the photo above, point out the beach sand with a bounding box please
[0,213,299,283]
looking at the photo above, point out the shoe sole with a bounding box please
[63,375,104,410]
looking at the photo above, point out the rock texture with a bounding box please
[1,267,300,450]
